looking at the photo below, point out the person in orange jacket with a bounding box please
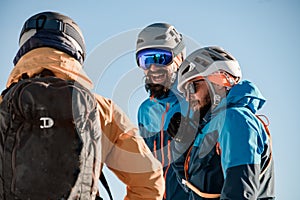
[1,11,164,200]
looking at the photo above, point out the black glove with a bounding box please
[167,112,182,138]
[167,112,198,143]
[95,196,103,200]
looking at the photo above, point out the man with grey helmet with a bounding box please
[136,23,189,200]
[0,11,164,200]
[167,46,275,199]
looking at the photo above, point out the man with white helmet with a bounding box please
[167,46,275,199]
[0,11,164,200]
[136,23,189,199]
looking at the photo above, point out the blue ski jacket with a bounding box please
[138,85,189,200]
[173,80,275,200]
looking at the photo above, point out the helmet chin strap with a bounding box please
[204,78,222,106]
[170,53,184,85]
[184,88,198,133]
[170,72,177,85]
[170,62,178,85]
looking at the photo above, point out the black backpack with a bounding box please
[0,76,102,200]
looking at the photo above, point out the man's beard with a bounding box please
[189,95,212,118]
[145,69,172,99]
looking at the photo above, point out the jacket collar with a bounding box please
[7,47,93,89]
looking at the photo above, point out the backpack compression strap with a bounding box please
[97,172,113,200]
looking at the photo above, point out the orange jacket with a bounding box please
[4,47,165,200]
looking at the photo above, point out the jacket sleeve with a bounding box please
[221,164,260,199]
[94,94,165,200]
[219,108,265,199]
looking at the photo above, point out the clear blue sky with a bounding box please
[1,0,299,199]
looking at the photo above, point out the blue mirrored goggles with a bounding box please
[136,48,174,70]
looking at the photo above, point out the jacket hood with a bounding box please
[218,80,266,114]
[7,47,93,89]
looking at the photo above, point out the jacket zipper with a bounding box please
[163,140,172,199]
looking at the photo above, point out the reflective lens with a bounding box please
[184,82,196,97]
[136,48,173,70]
[184,80,204,97]
[188,82,196,94]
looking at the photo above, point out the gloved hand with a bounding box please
[95,196,103,200]
[167,112,182,139]
[167,112,198,143]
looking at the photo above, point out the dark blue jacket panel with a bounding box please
[138,88,189,200]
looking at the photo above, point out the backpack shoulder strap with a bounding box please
[255,114,271,137]
[98,172,113,200]
[255,114,272,179]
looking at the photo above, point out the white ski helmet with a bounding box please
[177,46,242,94]
[136,23,186,60]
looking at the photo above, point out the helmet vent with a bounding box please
[36,15,47,30]
[212,48,234,60]
[223,53,234,60]
[202,51,224,61]
[169,30,175,36]
[181,65,190,76]
[181,62,196,76]
[137,38,144,44]
[173,28,178,35]
[155,35,167,40]
[194,57,210,67]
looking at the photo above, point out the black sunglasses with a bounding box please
[184,79,204,97]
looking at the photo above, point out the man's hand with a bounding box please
[167,112,182,139]
[167,112,198,143]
